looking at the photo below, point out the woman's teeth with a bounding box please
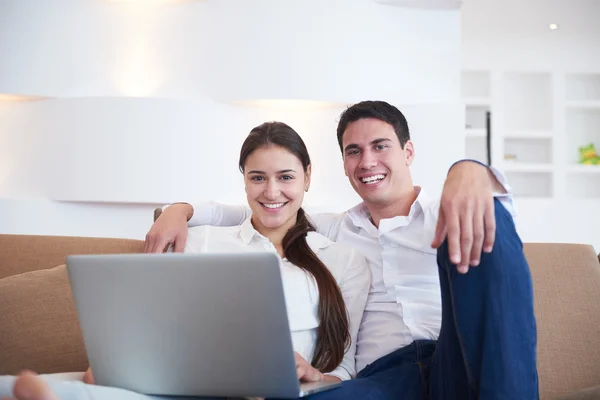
[263,202,285,209]
[361,174,385,185]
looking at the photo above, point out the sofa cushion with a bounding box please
[0,234,144,280]
[0,265,88,375]
[557,385,600,400]
[524,243,600,399]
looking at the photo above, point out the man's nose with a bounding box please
[359,151,377,170]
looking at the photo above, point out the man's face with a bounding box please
[341,118,414,207]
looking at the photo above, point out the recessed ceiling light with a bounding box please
[549,23,559,30]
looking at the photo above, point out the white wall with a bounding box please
[0,0,464,240]
[461,0,600,251]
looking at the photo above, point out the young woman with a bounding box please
[0,122,370,400]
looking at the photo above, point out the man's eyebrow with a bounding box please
[343,144,360,153]
[371,138,392,145]
[247,169,296,174]
[344,138,392,153]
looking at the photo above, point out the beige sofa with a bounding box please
[1,233,599,399]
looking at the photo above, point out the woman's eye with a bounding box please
[251,176,265,181]
[280,175,294,181]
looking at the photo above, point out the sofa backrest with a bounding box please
[0,234,144,280]
[524,243,600,399]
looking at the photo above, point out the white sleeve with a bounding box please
[487,166,518,223]
[306,212,346,241]
[325,249,371,381]
[163,201,251,228]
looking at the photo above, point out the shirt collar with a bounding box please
[239,216,332,252]
[240,217,258,245]
[347,187,431,232]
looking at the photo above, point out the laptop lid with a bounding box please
[67,252,309,398]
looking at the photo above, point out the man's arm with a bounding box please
[431,160,515,274]
[145,202,251,253]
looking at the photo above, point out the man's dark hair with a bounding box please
[336,100,411,153]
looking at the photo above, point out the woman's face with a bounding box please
[243,145,311,234]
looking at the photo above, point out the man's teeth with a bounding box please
[263,203,285,209]
[361,174,385,184]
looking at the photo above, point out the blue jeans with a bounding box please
[300,199,539,400]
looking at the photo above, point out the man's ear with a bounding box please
[305,164,312,192]
[404,140,415,166]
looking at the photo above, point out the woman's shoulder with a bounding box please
[185,225,244,252]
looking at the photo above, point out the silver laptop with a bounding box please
[66,252,341,399]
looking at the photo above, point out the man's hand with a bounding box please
[144,203,193,253]
[294,353,323,383]
[432,161,502,274]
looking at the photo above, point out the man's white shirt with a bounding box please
[183,217,370,381]
[185,180,515,373]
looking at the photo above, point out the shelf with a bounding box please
[463,98,492,106]
[505,171,553,198]
[465,105,490,130]
[504,130,553,139]
[566,73,600,102]
[566,173,600,199]
[504,72,553,131]
[502,163,554,173]
[566,101,600,110]
[567,165,600,174]
[566,108,600,164]
[504,137,553,165]
[465,128,486,138]
[465,136,488,164]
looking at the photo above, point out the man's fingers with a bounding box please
[445,204,462,266]
[470,202,485,267]
[143,235,152,253]
[483,198,496,253]
[431,209,447,249]
[173,234,186,253]
[458,203,474,274]
[152,238,170,253]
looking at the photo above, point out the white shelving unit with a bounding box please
[462,71,491,166]
[461,70,600,200]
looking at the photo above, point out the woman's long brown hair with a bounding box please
[239,121,350,372]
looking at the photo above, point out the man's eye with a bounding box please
[375,144,388,150]
[347,150,360,156]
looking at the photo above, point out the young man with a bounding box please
[145,101,538,399]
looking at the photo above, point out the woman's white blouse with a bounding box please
[184,217,370,381]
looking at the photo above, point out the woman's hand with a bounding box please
[294,353,323,383]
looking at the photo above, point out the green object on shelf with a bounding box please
[579,143,600,165]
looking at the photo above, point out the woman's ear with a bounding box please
[305,164,312,192]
